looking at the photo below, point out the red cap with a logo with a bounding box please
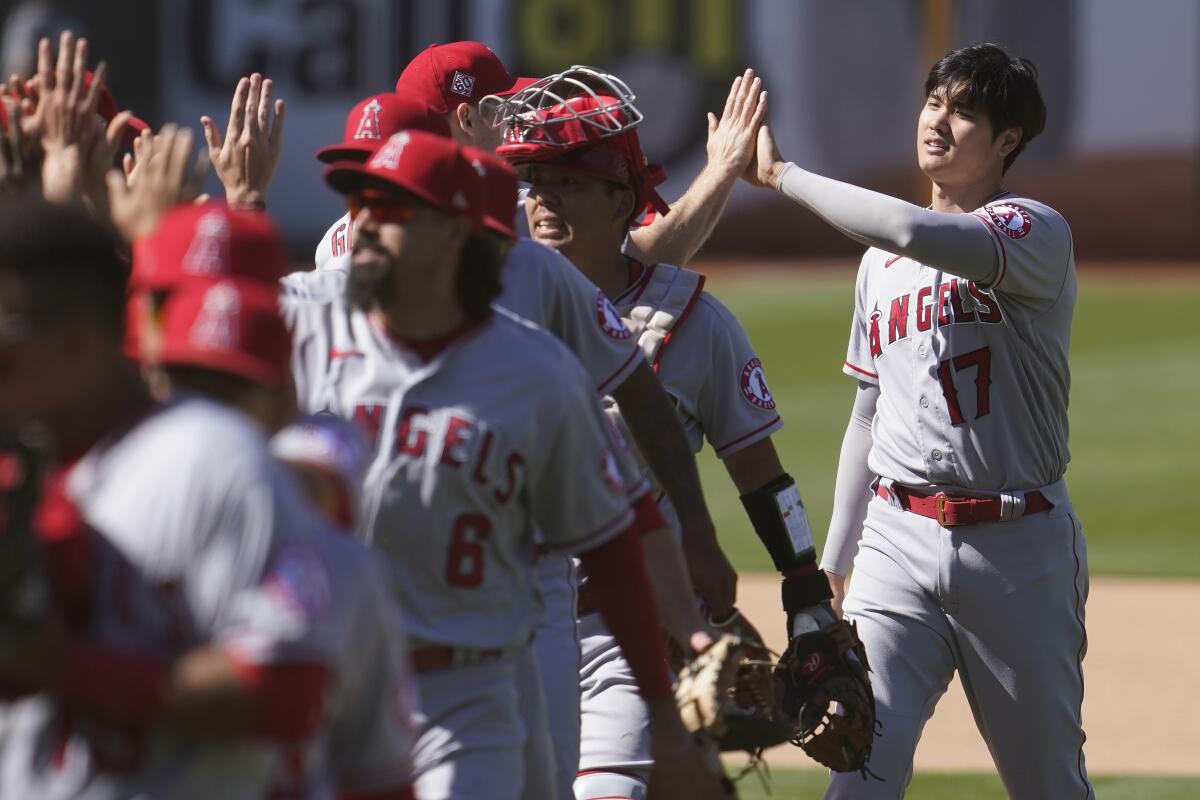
[324,131,484,228]
[158,279,292,389]
[395,41,525,114]
[131,203,288,291]
[316,93,449,163]
[462,146,517,241]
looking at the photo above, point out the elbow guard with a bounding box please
[740,474,832,614]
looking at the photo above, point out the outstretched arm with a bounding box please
[748,125,998,283]
[820,382,879,616]
[625,69,766,266]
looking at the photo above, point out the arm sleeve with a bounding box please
[776,163,998,283]
[819,383,879,577]
[529,354,635,553]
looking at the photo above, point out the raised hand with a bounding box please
[200,73,286,210]
[106,124,210,242]
[705,68,768,179]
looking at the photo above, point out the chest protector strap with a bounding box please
[624,264,705,370]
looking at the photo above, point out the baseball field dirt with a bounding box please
[730,574,1200,775]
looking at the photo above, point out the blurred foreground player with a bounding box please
[0,198,353,798]
[283,130,729,800]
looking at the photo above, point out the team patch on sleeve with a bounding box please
[740,358,776,410]
[985,203,1033,239]
[596,291,633,340]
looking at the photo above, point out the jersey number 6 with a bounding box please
[936,346,993,425]
[445,513,492,587]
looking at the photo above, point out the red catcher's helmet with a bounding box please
[492,67,668,216]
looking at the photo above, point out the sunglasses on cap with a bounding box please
[346,191,420,224]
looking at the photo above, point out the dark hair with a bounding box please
[456,234,504,321]
[924,43,1046,172]
[0,195,128,338]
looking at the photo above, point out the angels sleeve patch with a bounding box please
[596,291,633,340]
[985,203,1033,239]
[740,358,776,410]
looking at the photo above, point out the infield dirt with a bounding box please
[730,574,1200,775]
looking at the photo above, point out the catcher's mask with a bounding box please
[489,67,669,216]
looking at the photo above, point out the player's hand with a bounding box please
[106,123,210,242]
[742,120,788,190]
[646,697,735,799]
[200,73,285,211]
[29,32,109,204]
[682,526,738,620]
[826,571,847,619]
[705,68,767,181]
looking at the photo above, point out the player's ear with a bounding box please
[452,103,473,142]
[996,126,1022,158]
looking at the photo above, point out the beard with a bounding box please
[345,238,396,311]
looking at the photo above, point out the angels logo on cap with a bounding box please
[370,132,411,170]
[740,358,775,410]
[353,98,384,141]
[189,282,241,350]
[450,70,476,97]
[596,291,632,340]
[985,203,1033,240]
[182,212,231,276]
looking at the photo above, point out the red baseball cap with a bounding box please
[316,93,449,164]
[158,279,291,389]
[395,41,524,114]
[324,130,484,228]
[84,71,149,148]
[131,203,288,291]
[462,146,517,240]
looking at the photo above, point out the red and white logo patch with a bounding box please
[985,203,1032,239]
[740,358,775,410]
[353,98,384,141]
[596,292,632,340]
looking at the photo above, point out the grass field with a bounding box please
[732,767,1200,799]
[694,267,1200,578]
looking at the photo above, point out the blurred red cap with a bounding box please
[324,130,484,228]
[395,41,522,114]
[316,93,449,163]
[131,203,288,291]
[462,146,517,240]
[83,71,148,148]
[158,279,291,389]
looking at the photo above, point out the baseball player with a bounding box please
[745,43,1090,798]
[271,413,371,532]
[0,197,391,799]
[496,82,831,799]
[284,130,728,800]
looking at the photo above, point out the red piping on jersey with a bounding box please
[973,212,1009,288]
[652,272,706,373]
[631,491,668,536]
[577,529,673,700]
[712,415,782,458]
[372,311,493,363]
[594,345,642,396]
[227,657,332,741]
[550,506,635,554]
[843,360,878,379]
[616,259,654,305]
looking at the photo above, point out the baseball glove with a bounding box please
[673,612,794,755]
[774,605,876,773]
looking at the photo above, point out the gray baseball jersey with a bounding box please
[609,262,783,475]
[844,193,1075,490]
[0,397,402,799]
[315,212,353,273]
[283,284,636,649]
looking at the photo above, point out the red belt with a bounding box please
[877,483,1052,527]
[409,644,507,674]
